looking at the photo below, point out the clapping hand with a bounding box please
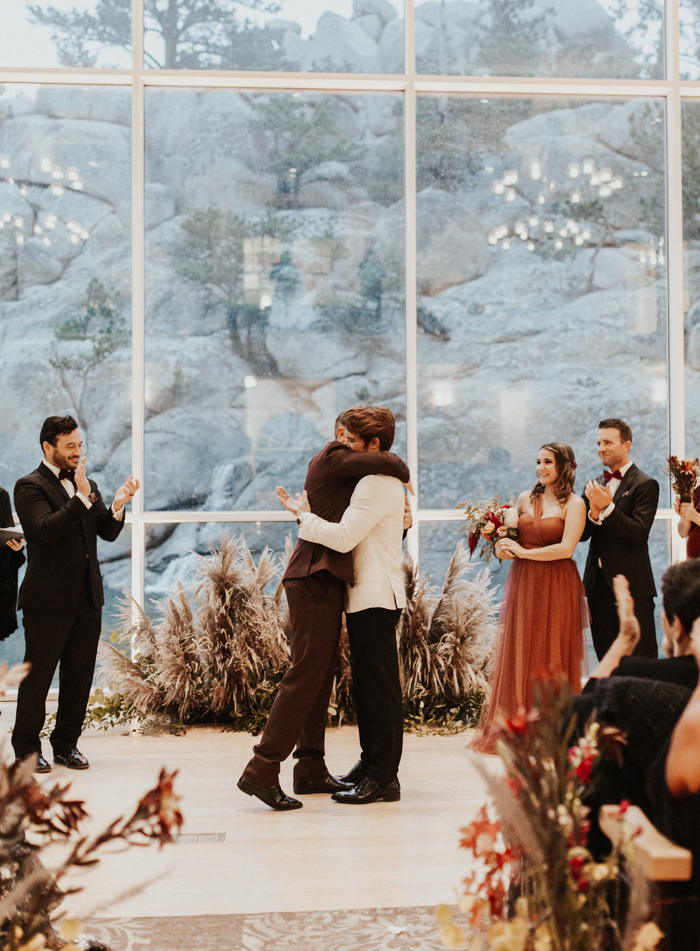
[276,485,311,517]
[75,456,91,498]
[113,475,140,513]
[585,480,612,520]
[612,574,640,654]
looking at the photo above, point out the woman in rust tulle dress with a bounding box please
[471,442,589,754]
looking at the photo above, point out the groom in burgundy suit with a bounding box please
[238,412,410,811]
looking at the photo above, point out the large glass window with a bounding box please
[414,0,664,79]
[144,520,292,610]
[683,100,700,466]
[0,84,132,494]
[143,0,404,71]
[144,88,406,513]
[416,95,669,511]
[3,0,132,68]
[0,0,691,669]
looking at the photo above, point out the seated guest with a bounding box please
[675,487,700,559]
[642,623,700,950]
[569,568,700,949]
[0,486,24,639]
[587,565,699,692]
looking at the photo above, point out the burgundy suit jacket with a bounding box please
[283,441,410,585]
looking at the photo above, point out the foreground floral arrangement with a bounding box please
[437,679,663,951]
[97,533,498,734]
[0,662,182,951]
[458,496,519,564]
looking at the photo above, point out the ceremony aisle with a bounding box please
[6,708,491,951]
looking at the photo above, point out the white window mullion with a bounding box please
[130,0,146,602]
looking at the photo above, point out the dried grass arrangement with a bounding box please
[98,533,498,734]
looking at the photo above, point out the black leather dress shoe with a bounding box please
[332,776,401,804]
[293,774,353,795]
[338,760,367,785]
[18,753,51,773]
[237,776,303,811]
[53,749,89,770]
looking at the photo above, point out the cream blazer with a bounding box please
[298,473,406,614]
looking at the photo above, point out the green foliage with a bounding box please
[28,0,287,70]
[416,97,531,192]
[48,278,130,435]
[172,205,248,304]
[477,0,548,76]
[253,97,367,202]
[607,0,664,79]
[52,277,129,355]
[41,684,134,738]
[172,204,296,308]
[404,690,485,736]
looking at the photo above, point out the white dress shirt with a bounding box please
[43,459,124,520]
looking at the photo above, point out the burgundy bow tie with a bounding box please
[58,468,76,483]
[603,469,623,482]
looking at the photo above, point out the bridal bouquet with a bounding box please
[457,496,519,563]
[666,455,700,503]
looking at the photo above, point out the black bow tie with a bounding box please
[58,468,76,483]
[603,469,623,482]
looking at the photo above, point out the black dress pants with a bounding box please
[346,606,403,786]
[13,575,101,758]
[244,571,345,786]
[588,569,657,661]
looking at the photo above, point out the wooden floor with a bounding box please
[6,709,496,922]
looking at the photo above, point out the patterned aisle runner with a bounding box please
[83,906,452,951]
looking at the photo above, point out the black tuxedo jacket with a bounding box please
[581,463,659,599]
[14,462,124,613]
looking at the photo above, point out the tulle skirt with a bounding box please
[471,557,589,754]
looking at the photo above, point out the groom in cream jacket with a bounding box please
[278,405,407,805]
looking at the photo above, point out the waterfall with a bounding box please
[205,462,235,509]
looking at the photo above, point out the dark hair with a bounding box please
[598,418,633,444]
[661,560,700,634]
[40,415,79,448]
[531,442,577,504]
[340,405,395,451]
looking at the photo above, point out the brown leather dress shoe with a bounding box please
[332,776,401,804]
[237,776,303,811]
[293,774,354,795]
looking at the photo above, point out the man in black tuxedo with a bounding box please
[582,417,659,660]
[12,415,139,772]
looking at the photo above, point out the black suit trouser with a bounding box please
[243,571,345,787]
[13,575,101,758]
[346,606,403,786]
[588,569,657,661]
